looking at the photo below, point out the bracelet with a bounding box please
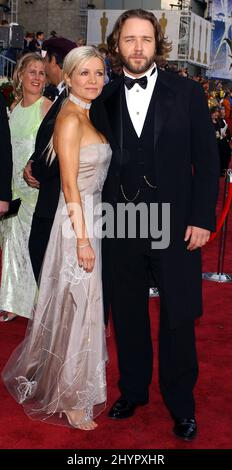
[77,241,90,249]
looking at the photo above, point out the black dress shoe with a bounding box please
[173,418,197,441]
[108,396,147,419]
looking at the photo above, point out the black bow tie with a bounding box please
[124,75,148,90]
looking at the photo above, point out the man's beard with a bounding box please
[118,51,155,75]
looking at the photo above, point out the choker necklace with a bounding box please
[69,93,91,109]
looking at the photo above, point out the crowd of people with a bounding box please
[0,8,224,440]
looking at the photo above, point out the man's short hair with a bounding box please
[42,37,76,68]
[210,106,220,114]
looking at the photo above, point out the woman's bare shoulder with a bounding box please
[42,97,53,116]
[58,104,82,122]
[55,109,84,143]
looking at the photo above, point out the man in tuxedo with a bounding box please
[23,37,76,281]
[0,93,12,217]
[92,9,219,440]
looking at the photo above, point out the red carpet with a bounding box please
[0,180,231,450]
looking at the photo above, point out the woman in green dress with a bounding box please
[0,53,52,321]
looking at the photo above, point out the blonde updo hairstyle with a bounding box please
[62,45,105,90]
[13,52,45,101]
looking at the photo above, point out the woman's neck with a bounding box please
[68,93,91,117]
[21,93,42,107]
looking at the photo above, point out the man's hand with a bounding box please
[0,201,9,217]
[184,226,210,251]
[23,161,40,189]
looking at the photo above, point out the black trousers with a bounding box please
[110,240,198,419]
[29,216,54,282]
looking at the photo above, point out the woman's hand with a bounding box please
[0,201,9,217]
[23,161,40,189]
[77,243,95,273]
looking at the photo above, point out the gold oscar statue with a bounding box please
[159,13,168,35]
[197,21,202,63]
[98,12,108,48]
[203,25,208,65]
[190,17,196,61]
[159,13,169,58]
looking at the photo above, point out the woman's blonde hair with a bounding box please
[62,45,105,84]
[13,52,45,101]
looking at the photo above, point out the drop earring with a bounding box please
[17,79,22,91]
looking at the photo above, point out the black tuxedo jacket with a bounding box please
[0,93,12,201]
[92,71,219,232]
[91,70,220,327]
[30,90,66,218]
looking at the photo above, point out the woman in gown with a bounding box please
[2,46,111,430]
[0,53,52,321]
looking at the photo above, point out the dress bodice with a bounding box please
[9,97,44,206]
[61,143,112,199]
[9,97,44,140]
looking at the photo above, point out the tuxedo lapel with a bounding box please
[104,79,124,164]
[103,73,176,158]
[153,72,176,153]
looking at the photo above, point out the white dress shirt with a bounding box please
[55,81,65,100]
[124,64,158,137]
